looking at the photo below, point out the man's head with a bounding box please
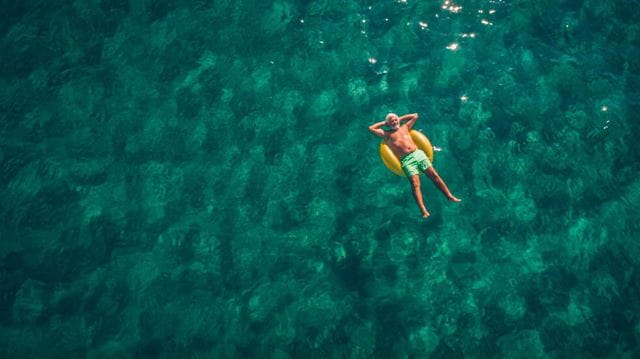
[385,113,400,130]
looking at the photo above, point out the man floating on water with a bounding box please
[369,113,461,218]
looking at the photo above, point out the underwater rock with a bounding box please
[12,279,48,324]
[498,329,546,359]
[408,325,440,357]
[261,1,294,36]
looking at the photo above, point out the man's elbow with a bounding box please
[368,127,381,137]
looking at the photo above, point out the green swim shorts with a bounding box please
[400,149,432,176]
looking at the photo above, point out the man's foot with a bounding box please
[448,195,461,202]
[422,211,431,218]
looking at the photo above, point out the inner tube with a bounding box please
[379,130,434,177]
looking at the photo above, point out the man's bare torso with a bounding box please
[385,125,417,158]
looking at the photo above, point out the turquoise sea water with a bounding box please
[1,0,640,357]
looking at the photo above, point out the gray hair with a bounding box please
[385,113,398,122]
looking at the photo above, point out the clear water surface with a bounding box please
[1,0,639,357]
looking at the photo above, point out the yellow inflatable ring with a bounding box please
[379,130,434,177]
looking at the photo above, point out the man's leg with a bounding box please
[408,175,430,217]
[424,167,461,202]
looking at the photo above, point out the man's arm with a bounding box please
[368,121,386,138]
[399,113,419,129]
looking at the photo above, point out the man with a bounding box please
[369,113,461,218]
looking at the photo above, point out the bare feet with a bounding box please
[448,195,462,202]
[422,211,431,218]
